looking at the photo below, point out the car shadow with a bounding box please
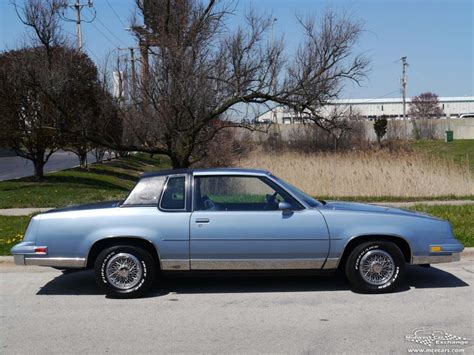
[405,265,470,289]
[36,265,469,297]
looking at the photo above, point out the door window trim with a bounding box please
[191,174,304,212]
[158,174,188,212]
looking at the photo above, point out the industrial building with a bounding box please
[255,96,474,124]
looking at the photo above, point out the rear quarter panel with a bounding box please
[36,207,190,261]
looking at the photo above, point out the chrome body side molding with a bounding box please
[161,259,190,270]
[190,258,326,270]
[322,258,339,270]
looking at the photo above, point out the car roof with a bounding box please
[140,168,271,179]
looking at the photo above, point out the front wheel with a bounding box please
[94,245,156,298]
[345,241,405,293]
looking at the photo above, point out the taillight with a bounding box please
[34,247,48,254]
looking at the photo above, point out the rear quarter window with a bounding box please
[123,176,167,206]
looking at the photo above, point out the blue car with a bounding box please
[12,168,464,298]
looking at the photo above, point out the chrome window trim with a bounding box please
[264,175,309,209]
[191,174,306,212]
[158,174,188,212]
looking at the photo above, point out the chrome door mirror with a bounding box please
[278,201,292,211]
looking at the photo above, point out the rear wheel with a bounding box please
[94,245,156,298]
[345,241,405,293]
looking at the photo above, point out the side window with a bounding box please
[123,176,166,206]
[160,176,186,210]
[194,176,294,211]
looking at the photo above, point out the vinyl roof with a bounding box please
[141,168,270,178]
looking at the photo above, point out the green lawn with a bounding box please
[0,216,30,255]
[0,204,471,255]
[0,154,170,208]
[319,195,474,203]
[412,139,474,173]
[409,204,473,248]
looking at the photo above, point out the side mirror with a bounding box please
[278,201,292,211]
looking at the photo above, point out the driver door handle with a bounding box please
[195,218,210,224]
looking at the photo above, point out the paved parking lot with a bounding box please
[0,151,99,181]
[1,258,472,354]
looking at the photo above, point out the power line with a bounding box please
[105,0,127,28]
[94,15,128,47]
[89,21,121,48]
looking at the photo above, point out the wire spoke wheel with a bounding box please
[359,249,395,286]
[105,253,143,290]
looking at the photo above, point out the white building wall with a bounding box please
[256,97,474,123]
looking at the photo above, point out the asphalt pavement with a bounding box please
[0,151,99,181]
[0,258,472,354]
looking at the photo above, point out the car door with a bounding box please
[190,174,330,270]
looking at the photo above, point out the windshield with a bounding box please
[270,174,323,208]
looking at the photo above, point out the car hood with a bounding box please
[319,201,441,220]
[43,200,121,214]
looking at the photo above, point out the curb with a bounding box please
[0,208,54,216]
[1,248,473,266]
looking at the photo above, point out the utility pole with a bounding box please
[60,1,95,51]
[74,0,82,50]
[118,47,139,99]
[401,56,408,120]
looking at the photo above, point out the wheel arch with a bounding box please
[337,234,412,271]
[86,236,161,270]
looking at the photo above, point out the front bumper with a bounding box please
[412,243,463,264]
[412,253,461,265]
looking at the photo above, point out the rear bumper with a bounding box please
[13,254,86,268]
[12,243,86,268]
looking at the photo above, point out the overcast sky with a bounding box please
[1,0,472,99]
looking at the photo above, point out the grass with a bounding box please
[0,154,170,208]
[0,216,30,255]
[409,204,473,247]
[238,149,474,198]
[412,139,474,174]
[0,140,472,207]
[0,204,471,255]
[319,195,474,203]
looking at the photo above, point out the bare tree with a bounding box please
[0,0,108,178]
[409,92,444,119]
[95,1,368,168]
[409,92,444,139]
[13,0,66,62]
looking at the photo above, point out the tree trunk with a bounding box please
[78,151,87,168]
[170,155,191,169]
[33,160,45,180]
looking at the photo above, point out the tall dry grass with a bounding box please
[237,150,474,197]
